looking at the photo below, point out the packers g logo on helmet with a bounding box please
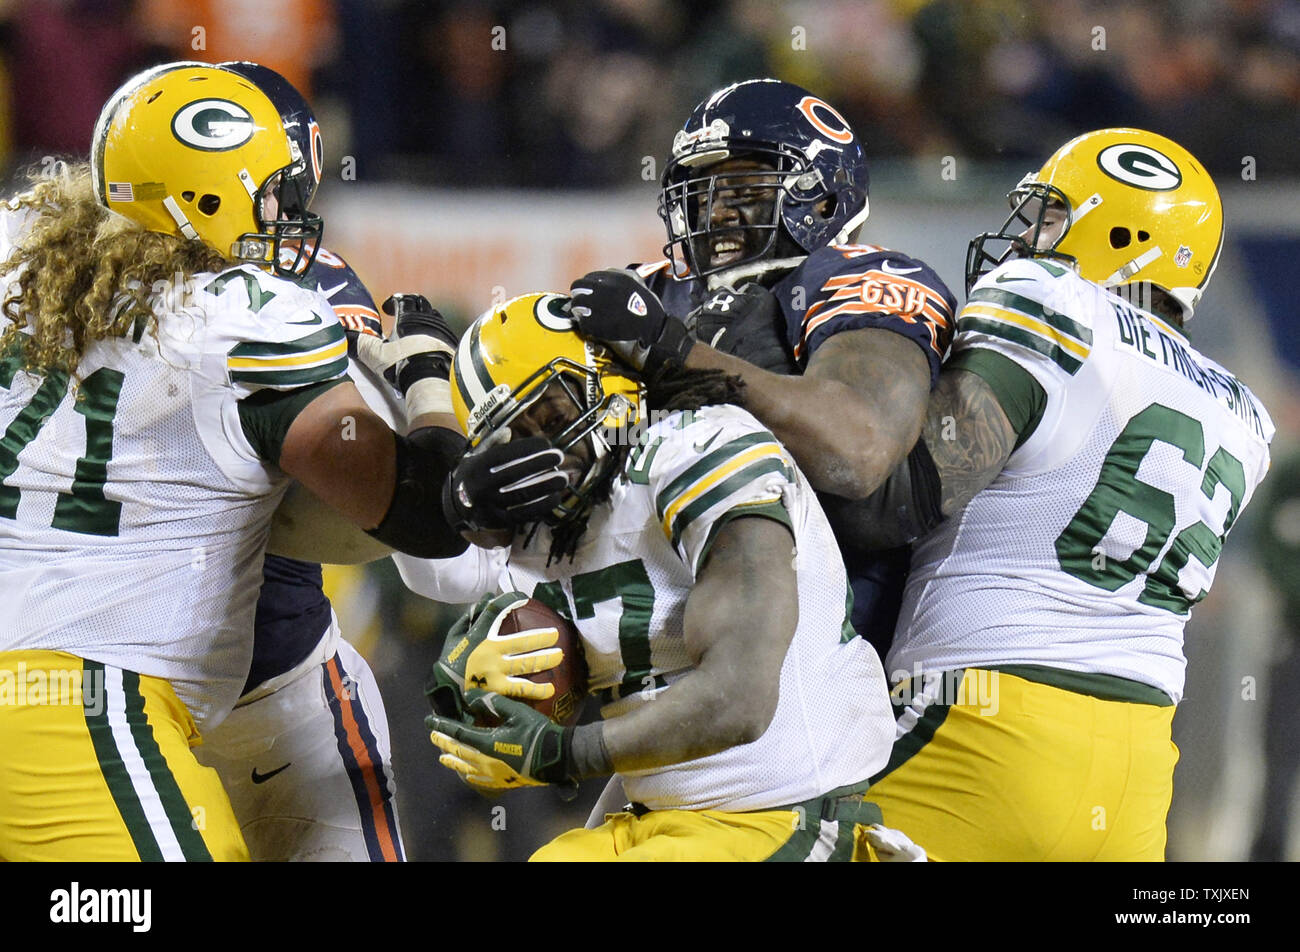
[170,99,256,151]
[1095,143,1182,192]
[966,128,1222,321]
[92,62,323,277]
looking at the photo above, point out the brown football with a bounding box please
[496,598,588,726]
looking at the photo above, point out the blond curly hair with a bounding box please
[0,161,234,376]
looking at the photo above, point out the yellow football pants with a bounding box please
[532,799,889,862]
[0,650,248,861]
[866,668,1177,861]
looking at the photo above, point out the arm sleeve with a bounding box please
[788,245,958,387]
[236,377,348,466]
[636,405,797,576]
[946,348,1047,450]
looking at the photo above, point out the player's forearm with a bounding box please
[578,519,799,775]
[686,332,928,498]
[581,647,775,775]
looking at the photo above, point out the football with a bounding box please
[497,598,588,726]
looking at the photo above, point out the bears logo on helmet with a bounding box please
[660,78,870,281]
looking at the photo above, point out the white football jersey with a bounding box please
[495,404,893,812]
[0,238,348,729]
[889,258,1274,701]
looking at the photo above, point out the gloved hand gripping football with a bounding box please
[425,591,564,723]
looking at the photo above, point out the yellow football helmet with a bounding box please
[91,62,322,276]
[451,292,643,524]
[967,128,1223,320]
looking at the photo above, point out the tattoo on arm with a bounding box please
[923,368,1017,517]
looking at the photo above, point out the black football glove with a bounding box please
[688,284,797,374]
[568,269,693,379]
[355,293,459,419]
[441,436,569,534]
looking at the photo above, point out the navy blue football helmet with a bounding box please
[220,61,324,207]
[660,79,870,280]
[219,61,325,275]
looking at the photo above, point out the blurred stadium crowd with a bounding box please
[2,0,1300,183]
[0,0,1297,862]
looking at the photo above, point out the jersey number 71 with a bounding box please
[0,346,124,537]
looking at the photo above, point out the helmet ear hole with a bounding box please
[1137,230,1150,242]
[818,194,838,220]
[1109,227,1132,249]
[197,194,221,216]
[181,191,195,203]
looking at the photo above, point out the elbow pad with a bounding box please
[366,427,470,559]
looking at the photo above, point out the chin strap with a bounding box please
[705,256,806,291]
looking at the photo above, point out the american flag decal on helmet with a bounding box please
[107,182,134,202]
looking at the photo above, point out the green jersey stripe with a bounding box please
[968,287,1094,345]
[654,431,780,520]
[957,316,1084,375]
[230,356,349,387]
[121,671,212,861]
[82,660,163,862]
[764,815,824,862]
[670,457,792,546]
[228,324,344,359]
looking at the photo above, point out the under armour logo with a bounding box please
[710,293,735,311]
[627,292,648,316]
[470,674,488,688]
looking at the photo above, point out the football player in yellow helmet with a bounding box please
[0,62,560,861]
[419,292,924,862]
[93,61,323,277]
[967,127,1224,324]
[447,292,643,534]
[843,129,1271,860]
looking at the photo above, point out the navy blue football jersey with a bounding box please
[249,246,381,697]
[295,246,383,338]
[640,244,956,654]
